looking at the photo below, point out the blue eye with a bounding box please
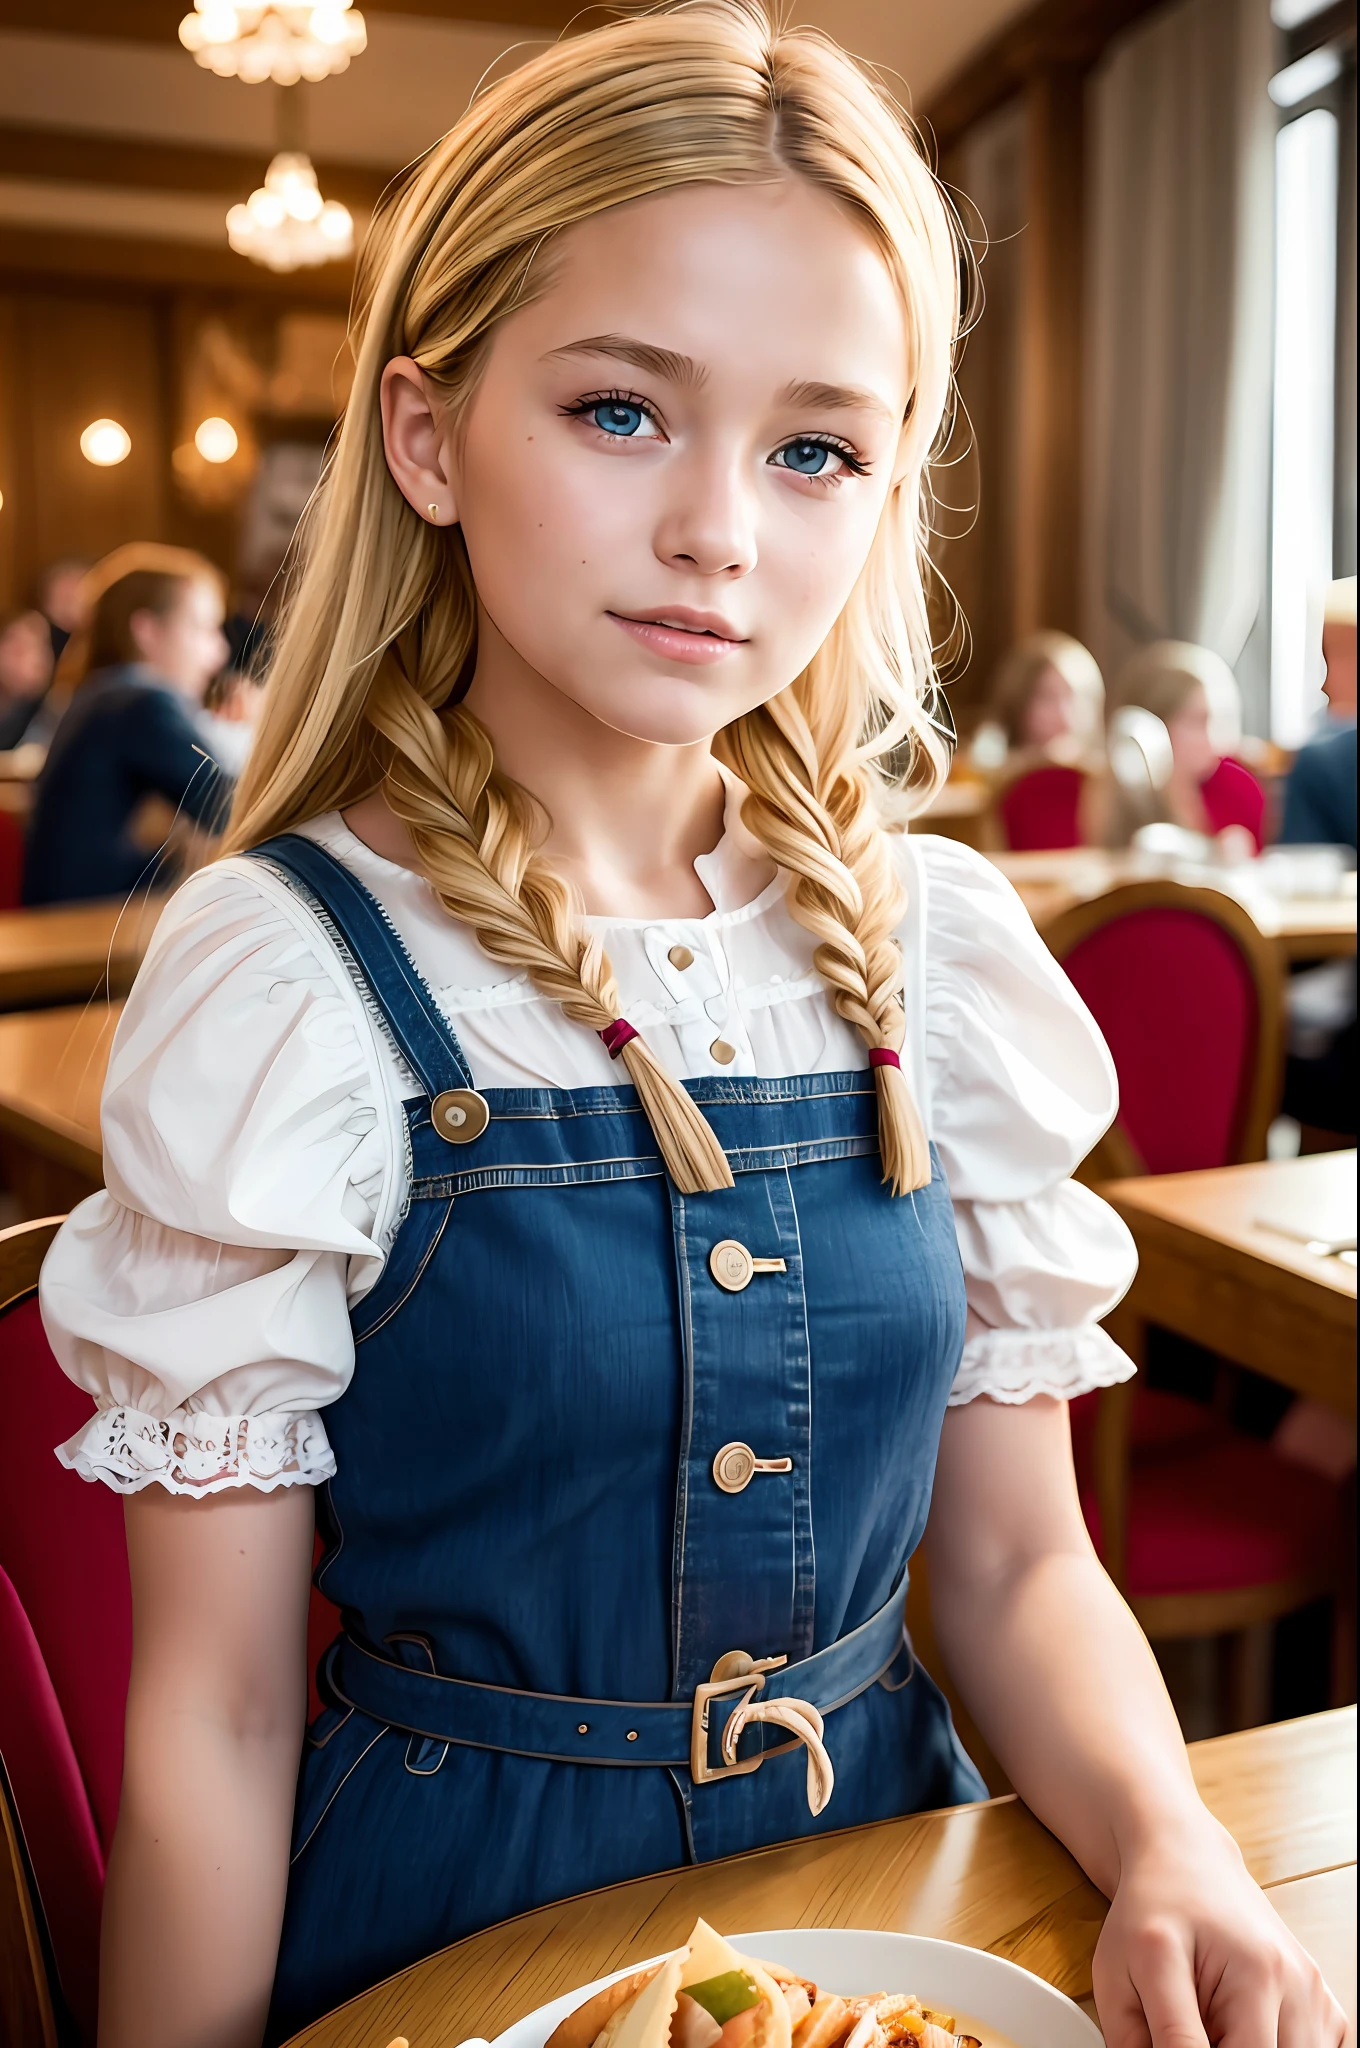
[779,439,833,474]
[592,401,646,436]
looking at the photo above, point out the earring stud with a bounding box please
[426,502,440,522]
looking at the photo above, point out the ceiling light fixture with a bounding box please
[226,152,353,271]
[179,1,365,85]
[80,420,132,467]
[194,416,241,463]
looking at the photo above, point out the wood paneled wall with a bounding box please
[0,274,343,614]
[0,289,170,610]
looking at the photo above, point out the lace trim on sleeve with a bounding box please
[55,1406,336,1496]
[947,1324,1135,1407]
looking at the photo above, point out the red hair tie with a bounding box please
[868,1048,901,1071]
[599,1019,639,1059]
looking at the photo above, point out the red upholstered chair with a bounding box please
[1043,883,1346,1725]
[994,762,1087,852]
[0,1216,340,2045]
[0,805,25,910]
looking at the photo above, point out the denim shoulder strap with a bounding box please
[248,832,475,1096]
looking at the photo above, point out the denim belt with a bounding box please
[323,1586,913,1780]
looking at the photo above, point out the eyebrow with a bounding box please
[779,378,897,427]
[543,333,708,387]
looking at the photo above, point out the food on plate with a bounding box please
[544,1924,982,2048]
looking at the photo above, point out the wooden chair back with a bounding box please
[1042,877,1284,1177]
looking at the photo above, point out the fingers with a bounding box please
[1276,1966,1351,2048]
[1121,1920,1211,2048]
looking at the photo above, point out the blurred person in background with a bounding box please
[1099,639,1265,854]
[1281,576,1357,851]
[986,629,1105,756]
[0,608,55,750]
[38,555,91,664]
[24,545,233,906]
[976,631,1105,849]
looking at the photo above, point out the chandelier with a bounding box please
[226,153,354,271]
[179,1,366,84]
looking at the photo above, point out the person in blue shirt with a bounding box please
[23,547,233,906]
[1281,576,1357,850]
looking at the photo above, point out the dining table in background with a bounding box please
[991,848,1358,965]
[283,1706,1356,2048]
[0,894,161,1011]
[1101,1151,1357,1419]
[0,999,117,1217]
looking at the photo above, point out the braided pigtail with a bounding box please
[366,658,733,1196]
[717,679,931,1195]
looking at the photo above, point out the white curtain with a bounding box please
[1083,0,1276,724]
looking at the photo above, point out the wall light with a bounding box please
[80,419,132,467]
[195,416,240,464]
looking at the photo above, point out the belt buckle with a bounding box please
[690,1650,786,1785]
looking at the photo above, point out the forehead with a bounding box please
[506,179,910,409]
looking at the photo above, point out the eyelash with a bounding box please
[560,389,871,483]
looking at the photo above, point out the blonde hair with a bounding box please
[224,0,965,1195]
[989,630,1104,749]
[1110,639,1242,753]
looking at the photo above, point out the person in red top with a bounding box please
[1102,639,1265,853]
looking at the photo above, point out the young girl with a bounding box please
[1101,640,1266,855]
[23,545,232,905]
[40,8,1342,2046]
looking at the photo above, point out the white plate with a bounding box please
[488,1928,1102,2048]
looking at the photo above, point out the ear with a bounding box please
[380,357,459,526]
[126,607,160,663]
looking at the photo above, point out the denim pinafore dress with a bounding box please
[254,836,986,2041]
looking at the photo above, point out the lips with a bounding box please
[606,607,747,668]
[611,606,745,642]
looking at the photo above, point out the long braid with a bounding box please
[366,662,733,1195]
[718,681,931,1193]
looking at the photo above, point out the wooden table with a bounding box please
[0,1000,118,1215]
[286,1707,1356,2047]
[915,777,991,851]
[1101,1152,1357,1418]
[990,849,1358,964]
[0,895,161,1009]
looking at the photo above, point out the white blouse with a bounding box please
[40,788,1137,1496]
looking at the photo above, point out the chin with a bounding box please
[563,673,761,749]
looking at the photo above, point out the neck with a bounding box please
[459,610,742,919]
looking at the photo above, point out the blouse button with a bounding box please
[668,944,695,970]
[709,1038,736,1064]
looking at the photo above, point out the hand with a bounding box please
[1092,1814,1350,2047]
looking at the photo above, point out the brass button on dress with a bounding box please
[709,1038,736,1064]
[712,1442,795,1493]
[668,944,695,970]
[430,1089,491,1144]
[708,1240,788,1292]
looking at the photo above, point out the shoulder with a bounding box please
[895,832,1120,1197]
[102,855,403,1246]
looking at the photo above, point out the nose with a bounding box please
[653,447,758,580]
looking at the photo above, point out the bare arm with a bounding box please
[927,1394,1346,2048]
[101,1483,315,2048]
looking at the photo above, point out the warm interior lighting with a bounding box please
[226,153,353,271]
[194,416,240,464]
[179,1,365,84]
[80,419,132,467]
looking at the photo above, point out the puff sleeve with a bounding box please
[39,859,405,1494]
[914,835,1138,1405]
